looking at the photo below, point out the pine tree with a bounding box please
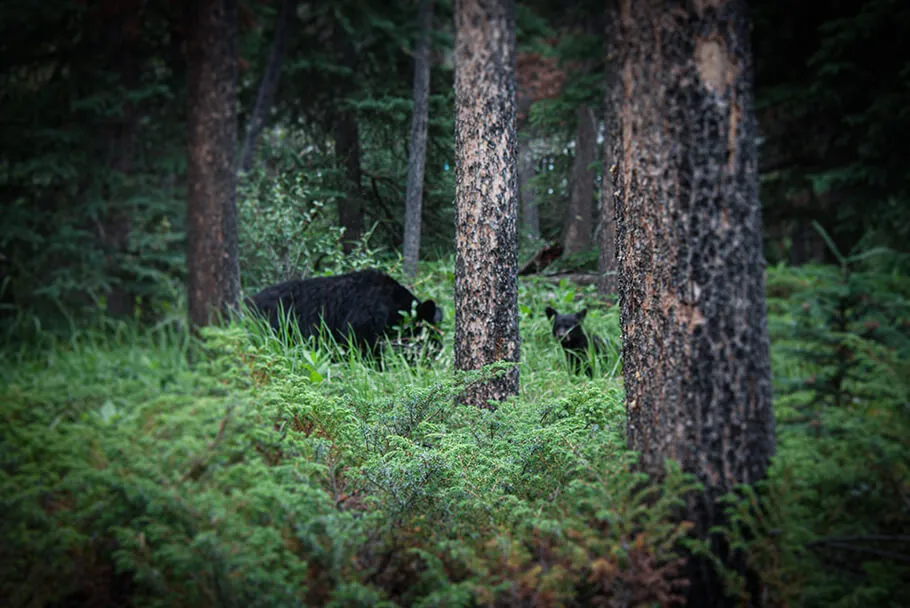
[403,0,435,279]
[186,0,241,326]
[610,1,775,604]
[453,0,521,408]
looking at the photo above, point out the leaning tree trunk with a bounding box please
[239,0,298,174]
[563,103,596,255]
[186,0,241,327]
[453,0,520,409]
[597,7,618,297]
[402,0,434,279]
[610,1,775,605]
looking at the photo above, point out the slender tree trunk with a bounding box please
[518,130,540,240]
[333,33,364,253]
[403,0,434,279]
[334,114,364,253]
[239,0,298,174]
[563,104,596,254]
[789,217,809,266]
[597,7,618,296]
[453,0,520,409]
[611,1,775,605]
[186,0,241,327]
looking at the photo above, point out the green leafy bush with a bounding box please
[721,244,910,607]
[3,260,907,606]
[0,265,693,607]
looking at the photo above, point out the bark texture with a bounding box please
[563,104,596,254]
[402,0,434,279]
[453,0,520,408]
[186,0,241,327]
[239,0,298,174]
[611,1,775,604]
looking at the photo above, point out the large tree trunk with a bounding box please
[563,104,596,254]
[610,1,775,605]
[239,0,298,174]
[402,0,434,279]
[186,0,241,327]
[597,7,618,296]
[453,0,520,409]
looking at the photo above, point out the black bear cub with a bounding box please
[545,306,606,376]
[248,269,442,361]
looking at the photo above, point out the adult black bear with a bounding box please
[544,306,607,376]
[248,269,442,360]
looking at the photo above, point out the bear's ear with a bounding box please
[576,308,588,321]
[418,300,441,325]
[545,306,557,319]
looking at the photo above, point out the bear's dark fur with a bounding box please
[248,269,442,358]
[545,306,606,376]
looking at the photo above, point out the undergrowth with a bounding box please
[1,258,908,606]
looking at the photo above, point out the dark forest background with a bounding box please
[1,1,908,606]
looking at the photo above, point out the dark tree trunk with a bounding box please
[239,0,298,174]
[334,115,364,253]
[563,103,596,254]
[788,217,810,266]
[99,1,142,317]
[518,130,540,240]
[186,0,241,327]
[610,1,775,605]
[597,7,618,297]
[333,34,364,253]
[453,0,520,409]
[402,0,434,279]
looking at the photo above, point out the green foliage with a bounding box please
[754,0,910,259]
[1,264,694,607]
[237,164,386,292]
[719,243,910,607]
[0,0,187,339]
[267,0,457,257]
[3,258,909,605]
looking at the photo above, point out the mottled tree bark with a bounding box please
[597,6,619,296]
[563,104,596,254]
[453,0,520,408]
[333,34,364,253]
[403,0,434,279]
[186,0,241,327]
[611,1,775,605]
[239,0,298,174]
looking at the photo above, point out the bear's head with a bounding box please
[545,306,588,350]
[417,299,442,326]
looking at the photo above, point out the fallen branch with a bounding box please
[807,536,910,565]
[518,242,563,275]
